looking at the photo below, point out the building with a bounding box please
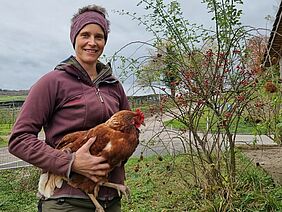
[263,1,282,79]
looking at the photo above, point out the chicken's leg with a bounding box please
[93,184,101,200]
[102,182,131,202]
[88,194,104,212]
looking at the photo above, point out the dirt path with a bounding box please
[240,145,282,185]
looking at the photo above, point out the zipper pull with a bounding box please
[96,88,104,103]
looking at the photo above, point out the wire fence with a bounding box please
[0,101,30,170]
[0,147,32,170]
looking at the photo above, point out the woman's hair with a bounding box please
[71,5,110,32]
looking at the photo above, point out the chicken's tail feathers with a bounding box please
[38,173,63,198]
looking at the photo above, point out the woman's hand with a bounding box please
[71,137,110,182]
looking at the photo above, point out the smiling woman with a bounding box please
[70,8,109,80]
[8,4,130,212]
[74,24,106,80]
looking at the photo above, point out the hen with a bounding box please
[38,109,144,212]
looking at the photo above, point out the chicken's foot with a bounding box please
[102,182,131,202]
[88,194,105,212]
[93,184,100,200]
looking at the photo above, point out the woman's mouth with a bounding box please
[85,49,98,54]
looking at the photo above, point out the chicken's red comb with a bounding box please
[135,108,141,112]
[135,108,142,113]
[135,108,144,117]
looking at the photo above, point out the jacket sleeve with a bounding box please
[8,72,74,178]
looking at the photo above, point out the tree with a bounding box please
[115,0,267,208]
[244,35,282,144]
[135,40,181,99]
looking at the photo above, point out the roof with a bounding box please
[263,1,282,67]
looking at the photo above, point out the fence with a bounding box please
[0,147,31,170]
[0,101,29,170]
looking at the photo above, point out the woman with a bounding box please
[8,4,129,212]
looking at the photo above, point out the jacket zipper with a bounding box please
[92,64,117,104]
[92,65,111,85]
[96,87,104,103]
[93,65,110,104]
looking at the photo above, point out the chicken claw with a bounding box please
[88,183,130,212]
[88,194,105,212]
[102,182,131,202]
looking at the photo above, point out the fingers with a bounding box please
[89,169,108,177]
[81,137,97,151]
[85,174,99,183]
[85,169,108,183]
[92,155,108,164]
[92,160,110,171]
[71,136,111,181]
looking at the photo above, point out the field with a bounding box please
[0,106,20,148]
[0,95,26,102]
[0,154,281,211]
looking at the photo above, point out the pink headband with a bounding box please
[70,11,109,48]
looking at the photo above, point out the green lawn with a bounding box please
[0,167,40,212]
[0,124,12,148]
[165,115,261,135]
[0,95,26,102]
[0,153,281,211]
[0,138,8,148]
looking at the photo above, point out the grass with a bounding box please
[123,155,199,211]
[0,138,8,148]
[123,153,282,211]
[0,95,26,102]
[234,153,282,211]
[0,153,281,211]
[0,167,40,212]
[0,124,12,148]
[165,116,259,135]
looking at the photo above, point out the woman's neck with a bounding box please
[76,58,98,80]
[85,66,97,80]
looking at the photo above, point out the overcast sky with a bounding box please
[0,0,279,95]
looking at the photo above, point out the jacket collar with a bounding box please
[55,56,117,86]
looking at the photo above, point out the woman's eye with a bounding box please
[96,36,104,40]
[80,33,89,38]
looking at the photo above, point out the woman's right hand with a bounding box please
[71,137,110,182]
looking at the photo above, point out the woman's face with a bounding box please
[75,24,105,66]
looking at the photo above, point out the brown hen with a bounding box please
[38,109,144,212]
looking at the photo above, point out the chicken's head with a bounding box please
[105,109,145,130]
[133,108,145,128]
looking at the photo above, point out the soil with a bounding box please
[239,145,282,185]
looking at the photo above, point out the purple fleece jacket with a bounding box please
[8,56,130,200]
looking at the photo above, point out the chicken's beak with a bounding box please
[142,122,146,126]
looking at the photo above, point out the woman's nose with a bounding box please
[88,36,97,46]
